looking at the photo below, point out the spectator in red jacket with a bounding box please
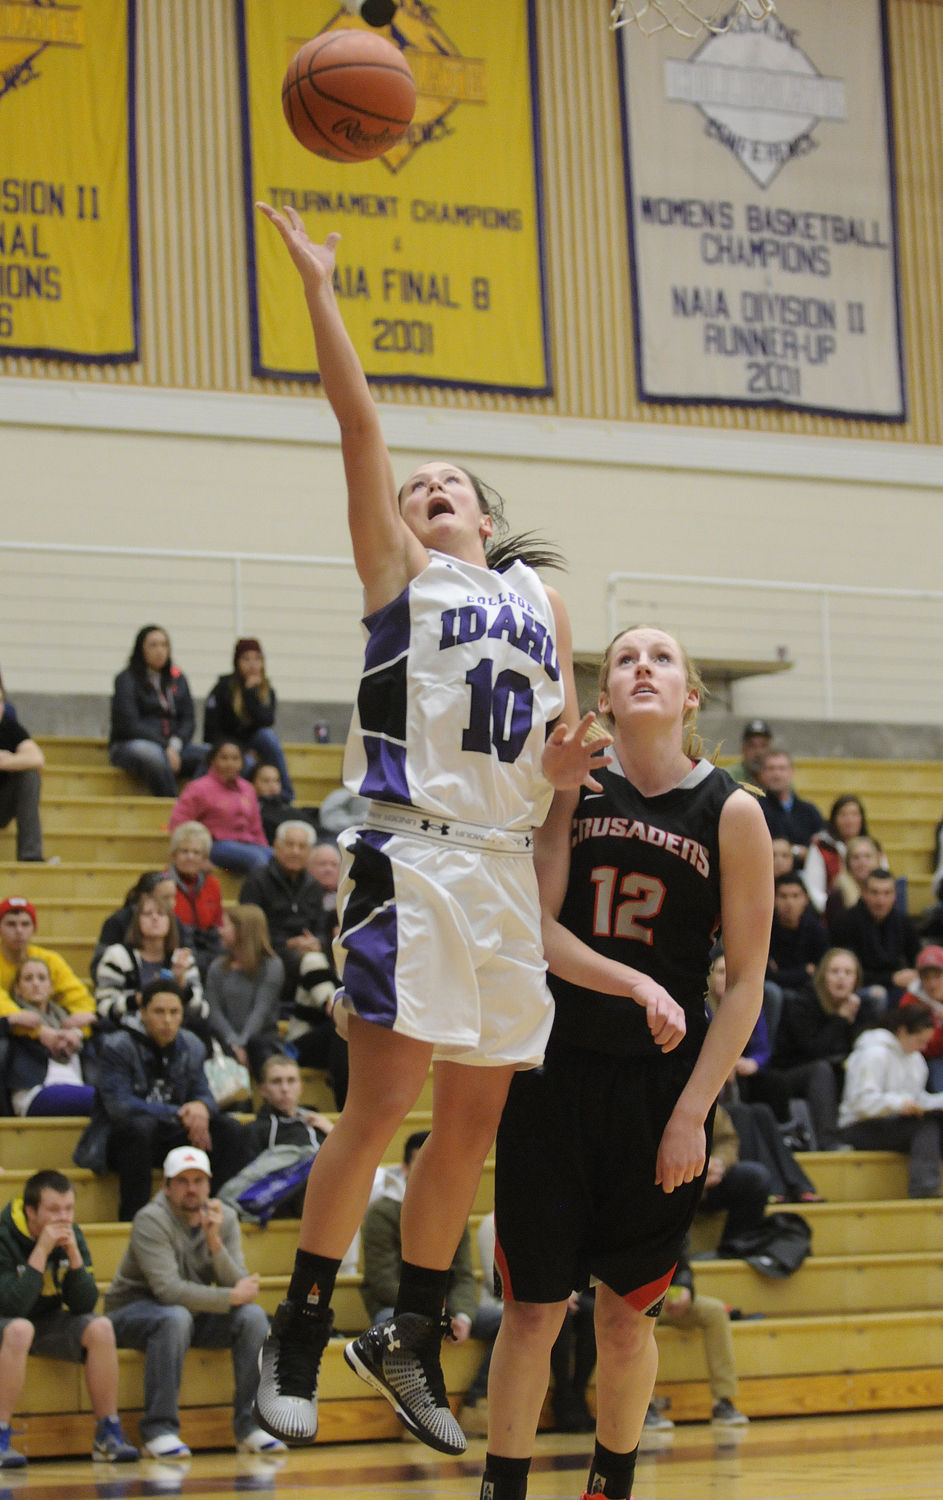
[166,822,224,978]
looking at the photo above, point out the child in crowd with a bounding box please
[249,763,318,847]
[218,1056,333,1222]
[771,838,796,878]
[245,1054,333,1158]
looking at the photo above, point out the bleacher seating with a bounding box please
[2,739,943,1456]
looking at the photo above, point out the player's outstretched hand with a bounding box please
[655,1111,706,1195]
[631,977,686,1053]
[542,712,613,791]
[256,201,339,292]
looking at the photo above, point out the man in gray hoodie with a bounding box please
[104,1146,284,1459]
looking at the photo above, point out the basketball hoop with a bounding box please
[610,1,777,39]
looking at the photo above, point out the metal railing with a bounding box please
[0,540,364,703]
[606,572,943,723]
[2,541,942,725]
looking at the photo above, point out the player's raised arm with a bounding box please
[256,203,422,610]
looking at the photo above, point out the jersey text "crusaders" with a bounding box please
[572,815,710,878]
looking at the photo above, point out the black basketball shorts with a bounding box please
[493,1042,712,1308]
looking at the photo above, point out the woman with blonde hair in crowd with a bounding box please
[825,834,885,928]
[3,957,96,1116]
[205,904,284,1081]
[740,947,874,1154]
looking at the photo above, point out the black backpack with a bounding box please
[719,1211,812,1278]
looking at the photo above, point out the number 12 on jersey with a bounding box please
[591,867,667,946]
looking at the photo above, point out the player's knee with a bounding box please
[501,1298,567,1349]
[83,1315,116,1350]
[595,1297,652,1362]
[1,1318,34,1356]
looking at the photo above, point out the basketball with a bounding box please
[282,30,416,163]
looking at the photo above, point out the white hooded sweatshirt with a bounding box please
[838,1026,943,1127]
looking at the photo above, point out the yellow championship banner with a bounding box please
[0,0,137,362]
[239,0,549,392]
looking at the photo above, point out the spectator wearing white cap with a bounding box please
[105,1145,283,1458]
[729,719,772,786]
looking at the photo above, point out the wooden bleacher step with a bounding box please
[5,736,943,1454]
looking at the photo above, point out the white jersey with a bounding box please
[343,551,565,831]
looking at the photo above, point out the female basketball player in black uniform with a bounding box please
[479,625,773,1500]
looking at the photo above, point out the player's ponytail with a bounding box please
[463,469,565,574]
[485,530,566,574]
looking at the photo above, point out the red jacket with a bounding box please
[170,869,223,932]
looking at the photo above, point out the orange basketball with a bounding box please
[282,30,416,163]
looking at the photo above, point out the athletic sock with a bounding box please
[395,1259,451,1323]
[479,1452,531,1500]
[586,1440,638,1499]
[287,1248,340,1312]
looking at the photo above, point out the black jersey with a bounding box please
[548,758,741,1061]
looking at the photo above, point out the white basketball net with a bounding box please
[610,0,777,39]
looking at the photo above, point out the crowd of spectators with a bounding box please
[712,717,943,1193]
[3,696,943,1461]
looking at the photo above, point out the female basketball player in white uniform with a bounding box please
[479,626,773,1500]
[251,203,648,1456]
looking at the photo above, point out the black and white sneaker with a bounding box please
[254,1300,334,1446]
[344,1313,466,1455]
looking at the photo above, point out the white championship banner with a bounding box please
[617,0,905,420]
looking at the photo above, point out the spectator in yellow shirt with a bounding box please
[0,897,96,1024]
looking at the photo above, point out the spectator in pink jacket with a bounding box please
[168,741,272,875]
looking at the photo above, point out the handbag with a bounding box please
[218,1143,319,1225]
[719,1211,812,1278]
[204,1039,251,1107]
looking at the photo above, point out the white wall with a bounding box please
[3,380,942,721]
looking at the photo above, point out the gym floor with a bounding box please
[4,1409,941,1499]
